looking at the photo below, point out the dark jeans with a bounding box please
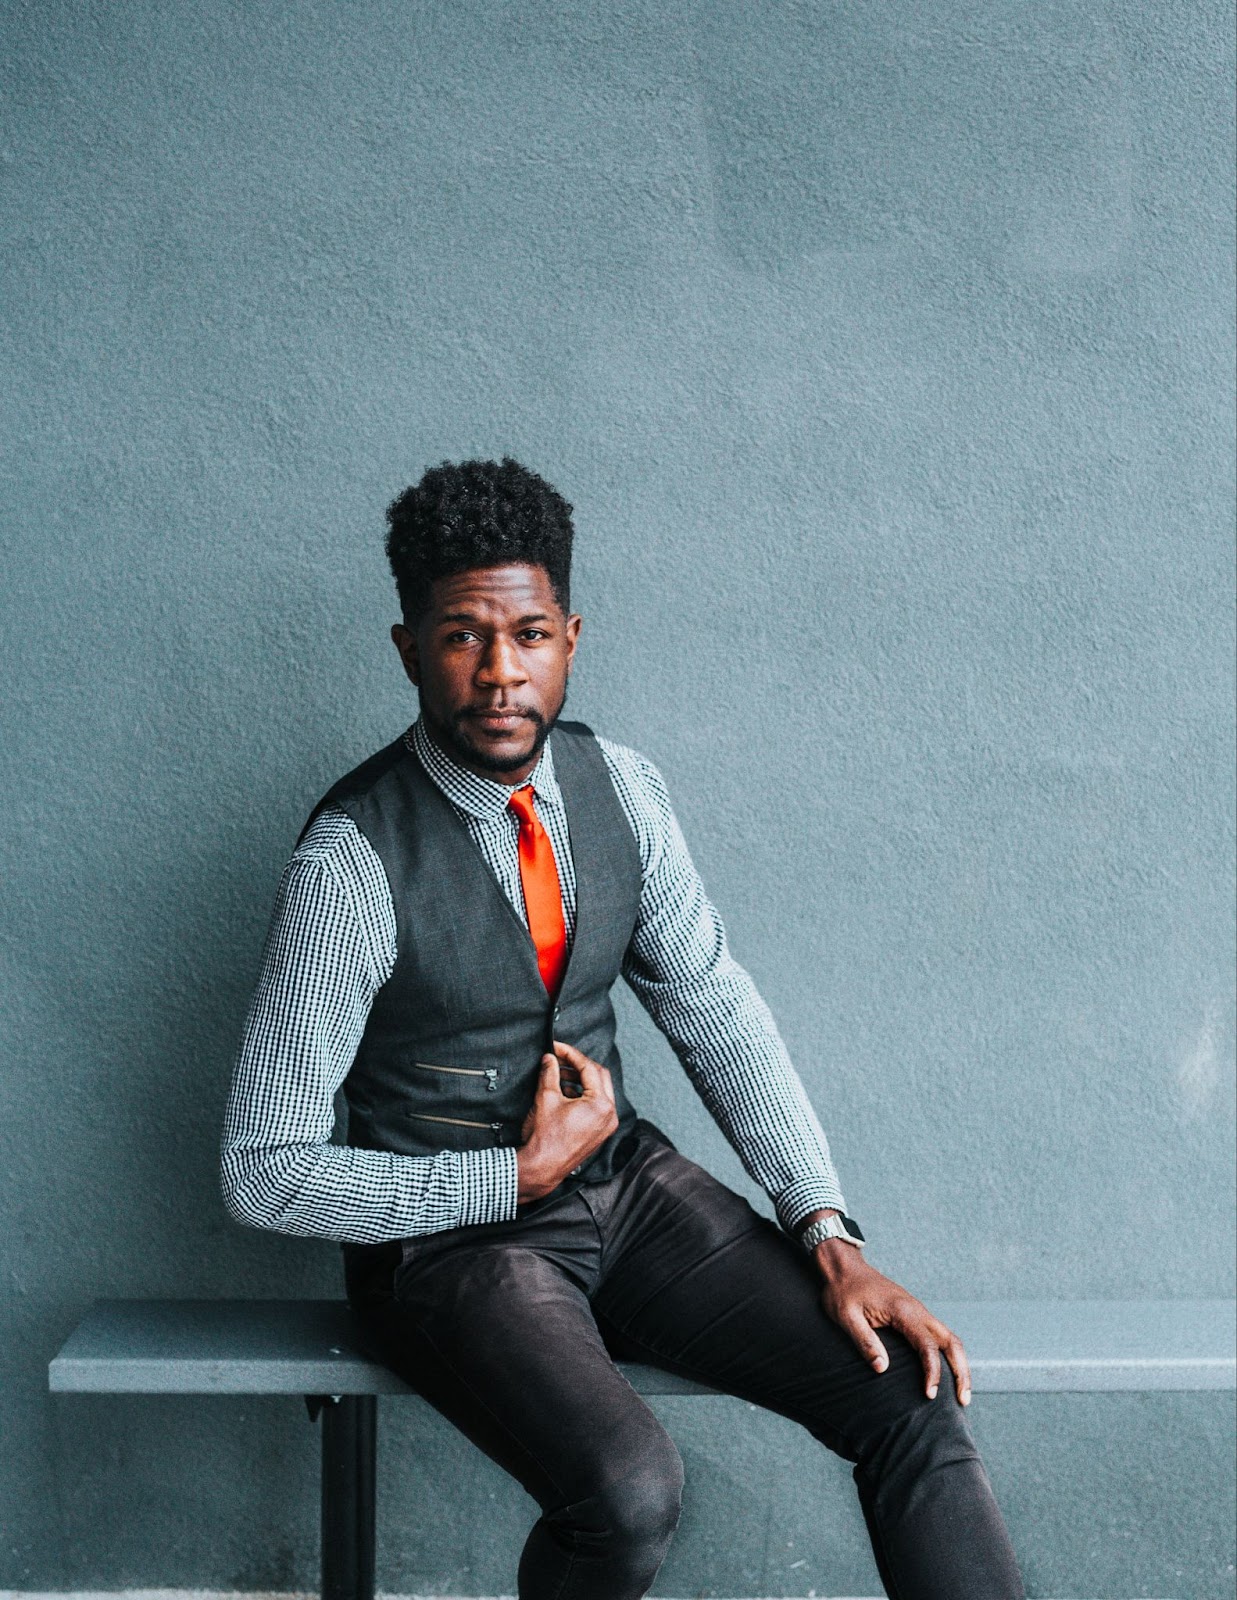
[344,1120,1025,1600]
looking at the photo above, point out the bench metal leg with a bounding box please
[313,1394,376,1600]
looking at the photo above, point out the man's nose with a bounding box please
[476,635,527,686]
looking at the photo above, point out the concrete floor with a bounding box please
[0,1589,1181,1599]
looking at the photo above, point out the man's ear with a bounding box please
[391,621,420,687]
[564,611,581,675]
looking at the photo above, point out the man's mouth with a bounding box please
[465,709,535,733]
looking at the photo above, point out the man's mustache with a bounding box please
[455,707,544,727]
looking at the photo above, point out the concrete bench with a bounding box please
[48,1297,1236,1600]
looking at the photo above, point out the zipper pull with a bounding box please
[485,1068,499,1092]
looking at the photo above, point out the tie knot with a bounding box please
[507,784,538,825]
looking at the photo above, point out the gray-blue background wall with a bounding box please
[2,1,1233,1595]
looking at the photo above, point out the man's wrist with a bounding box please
[516,1141,581,1204]
[798,1209,867,1259]
[516,1143,555,1203]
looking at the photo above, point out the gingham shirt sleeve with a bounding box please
[599,739,847,1234]
[218,808,519,1242]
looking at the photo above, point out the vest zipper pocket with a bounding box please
[407,1111,505,1132]
[414,1061,501,1092]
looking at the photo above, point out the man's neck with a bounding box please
[416,713,548,790]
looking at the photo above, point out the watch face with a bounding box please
[841,1215,865,1242]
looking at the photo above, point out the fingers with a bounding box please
[537,1052,561,1099]
[896,1305,971,1406]
[575,1056,605,1099]
[839,1306,889,1375]
[826,1267,973,1407]
[885,1297,943,1400]
[553,1040,614,1104]
[886,1298,943,1399]
[915,1331,943,1401]
[551,1039,593,1072]
[941,1328,972,1406]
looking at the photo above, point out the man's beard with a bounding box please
[428,685,568,776]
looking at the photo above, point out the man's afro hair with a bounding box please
[385,457,574,620]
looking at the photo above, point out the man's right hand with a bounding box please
[516,1039,619,1202]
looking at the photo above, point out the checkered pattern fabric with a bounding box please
[219,718,846,1243]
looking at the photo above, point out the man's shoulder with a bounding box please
[291,732,416,883]
[292,802,380,876]
[594,731,661,786]
[553,720,662,790]
[295,733,424,852]
[318,734,412,810]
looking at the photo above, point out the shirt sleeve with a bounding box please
[219,806,519,1243]
[601,742,847,1235]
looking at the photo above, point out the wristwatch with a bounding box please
[799,1213,866,1253]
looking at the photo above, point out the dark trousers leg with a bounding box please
[344,1228,684,1600]
[342,1127,1025,1600]
[591,1141,1026,1600]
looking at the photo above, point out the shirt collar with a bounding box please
[407,715,564,823]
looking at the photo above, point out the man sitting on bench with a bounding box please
[220,456,1025,1600]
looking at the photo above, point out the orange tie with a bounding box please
[507,784,568,997]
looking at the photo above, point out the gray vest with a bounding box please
[304,720,644,1190]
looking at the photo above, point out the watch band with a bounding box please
[799,1213,866,1252]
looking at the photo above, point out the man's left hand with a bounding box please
[805,1218,972,1406]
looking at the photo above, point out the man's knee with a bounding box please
[599,1434,685,1549]
[553,1423,685,1556]
[854,1357,981,1484]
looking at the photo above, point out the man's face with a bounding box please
[391,562,581,783]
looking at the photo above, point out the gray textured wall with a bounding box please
[3,1,1234,1595]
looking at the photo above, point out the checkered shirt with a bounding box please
[219,718,846,1243]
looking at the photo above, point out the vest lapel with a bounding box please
[549,723,642,1014]
[404,752,547,990]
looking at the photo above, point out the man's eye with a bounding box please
[447,631,478,644]
[520,630,548,642]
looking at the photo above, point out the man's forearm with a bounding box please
[220,1135,518,1242]
[686,1050,847,1232]
[628,950,848,1230]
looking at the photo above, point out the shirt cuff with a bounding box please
[774,1175,848,1239]
[456,1145,520,1229]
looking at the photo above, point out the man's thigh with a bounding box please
[592,1144,944,1461]
[346,1232,677,1513]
